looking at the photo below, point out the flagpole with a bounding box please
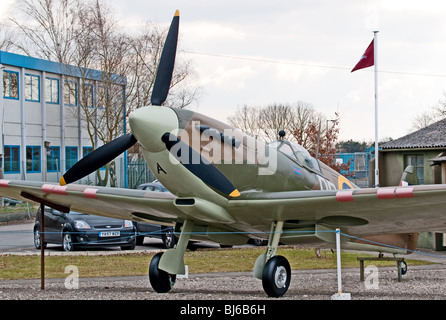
[373,30,379,187]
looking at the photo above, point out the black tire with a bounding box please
[135,235,144,246]
[149,252,176,293]
[33,228,46,249]
[251,239,267,246]
[400,260,408,275]
[121,241,136,250]
[262,255,291,298]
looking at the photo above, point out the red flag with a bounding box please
[351,39,374,72]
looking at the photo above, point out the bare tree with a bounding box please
[7,0,200,186]
[0,26,16,51]
[227,105,262,138]
[128,22,201,111]
[228,101,330,147]
[289,101,326,151]
[411,110,438,131]
[411,91,446,131]
[9,0,79,63]
[258,103,293,142]
[228,102,347,172]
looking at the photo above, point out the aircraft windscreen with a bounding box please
[268,141,321,172]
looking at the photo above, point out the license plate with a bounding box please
[99,231,120,237]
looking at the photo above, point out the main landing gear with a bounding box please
[253,221,291,297]
[148,220,291,298]
[148,220,194,293]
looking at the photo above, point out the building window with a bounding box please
[3,70,19,100]
[83,146,93,157]
[47,146,60,172]
[25,74,40,102]
[26,146,41,173]
[65,146,78,170]
[404,154,424,184]
[64,79,78,106]
[46,77,59,104]
[4,145,20,174]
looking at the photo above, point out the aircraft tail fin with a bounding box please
[400,165,418,186]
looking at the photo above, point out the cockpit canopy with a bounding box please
[268,140,321,172]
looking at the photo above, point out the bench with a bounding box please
[357,257,407,282]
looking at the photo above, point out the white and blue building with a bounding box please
[0,51,127,186]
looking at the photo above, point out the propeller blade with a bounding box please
[60,133,137,185]
[161,132,240,198]
[151,10,180,106]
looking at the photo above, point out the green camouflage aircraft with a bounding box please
[1,11,446,297]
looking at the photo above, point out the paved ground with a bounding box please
[2,257,446,301]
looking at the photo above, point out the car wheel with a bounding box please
[121,241,136,251]
[135,235,144,246]
[62,232,75,252]
[252,239,268,246]
[162,229,177,249]
[33,228,46,249]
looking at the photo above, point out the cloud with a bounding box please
[108,0,446,142]
[200,64,257,91]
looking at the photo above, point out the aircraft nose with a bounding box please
[129,106,179,152]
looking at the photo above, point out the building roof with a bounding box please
[0,51,126,85]
[381,118,446,150]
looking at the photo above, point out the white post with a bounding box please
[373,30,379,187]
[331,228,351,300]
[336,228,342,293]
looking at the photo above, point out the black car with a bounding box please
[135,181,177,248]
[34,208,136,251]
[137,182,169,192]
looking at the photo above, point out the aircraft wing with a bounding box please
[3,178,446,252]
[0,180,185,225]
[230,184,446,237]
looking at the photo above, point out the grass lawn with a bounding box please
[0,246,431,280]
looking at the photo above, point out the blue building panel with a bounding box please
[0,50,128,187]
[0,51,126,85]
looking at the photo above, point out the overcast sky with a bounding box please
[4,0,446,142]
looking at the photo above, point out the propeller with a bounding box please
[60,133,137,185]
[59,11,180,186]
[59,10,241,198]
[161,132,240,197]
[151,10,179,106]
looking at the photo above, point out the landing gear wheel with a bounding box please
[262,255,291,297]
[149,252,176,293]
[400,260,408,275]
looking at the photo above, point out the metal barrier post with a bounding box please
[40,203,45,290]
[331,229,351,300]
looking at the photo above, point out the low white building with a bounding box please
[0,51,127,186]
